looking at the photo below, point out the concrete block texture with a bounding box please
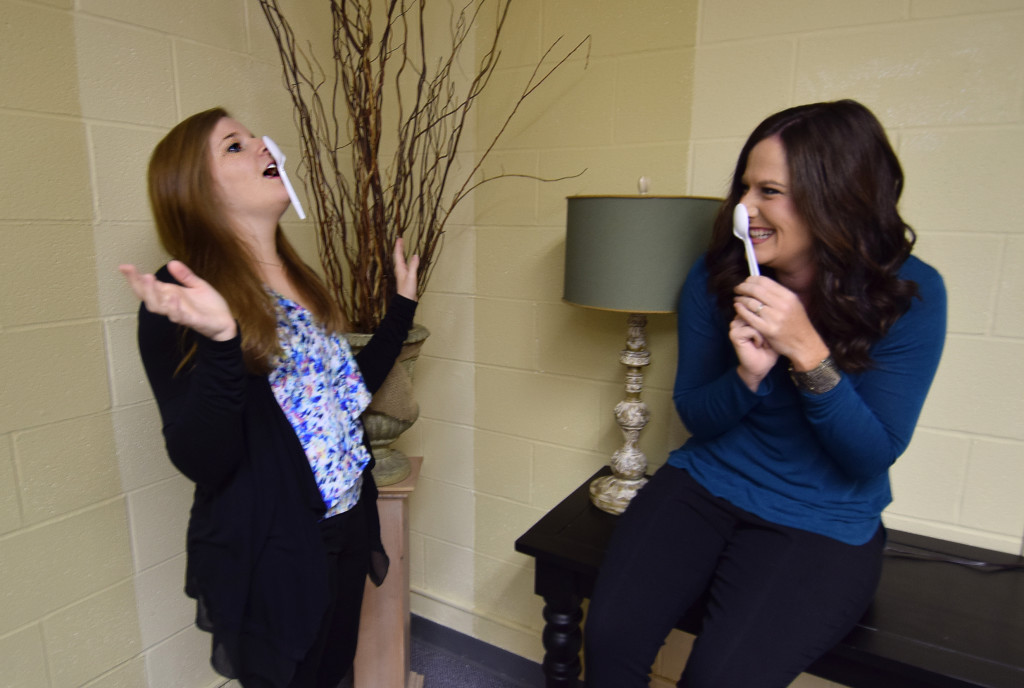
[79,0,248,54]
[701,0,908,43]
[902,128,1024,235]
[960,439,1024,536]
[174,40,295,140]
[80,657,149,688]
[0,0,81,115]
[133,554,190,648]
[0,436,21,535]
[888,429,971,523]
[0,626,49,688]
[921,336,1024,441]
[125,475,193,571]
[912,232,1001,336]
[73,16,177,126]
[42,581,142,688]
[994,236,1024,338]
[912,0,1024,18]
[90,125,168,223]
[1,113,93,222]
[0,500,132,635]
[14,413,122,525]
[0,223,100,327]
[0,323,110,434]
[544,0,699,58]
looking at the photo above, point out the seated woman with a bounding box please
[584,99,947,688]
[121,108,419,688]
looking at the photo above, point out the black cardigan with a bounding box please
[136,265,416,681]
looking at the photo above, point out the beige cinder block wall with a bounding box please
[0,1,320,686]
[399,0,1024,684]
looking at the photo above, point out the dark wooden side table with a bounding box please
[515,467,1024,688]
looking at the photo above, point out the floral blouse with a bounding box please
[268,292,373,518]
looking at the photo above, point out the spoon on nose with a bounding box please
[262,136,306,220]
[733,203,759,276]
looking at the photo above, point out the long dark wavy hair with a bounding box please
[148,107,344,373]
[705,99,919,373]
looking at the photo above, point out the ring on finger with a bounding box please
[755,301,765,315]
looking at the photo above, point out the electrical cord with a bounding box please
[884,543,1024,572]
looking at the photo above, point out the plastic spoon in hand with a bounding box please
[262,136,306,220]
[733,203,759,276]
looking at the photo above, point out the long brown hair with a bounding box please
[148,107,345,373]
[705,99,919,373]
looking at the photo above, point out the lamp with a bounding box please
[563,193,720,514]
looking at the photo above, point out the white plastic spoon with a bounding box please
[262,136,306,220]
[733,203,759,276]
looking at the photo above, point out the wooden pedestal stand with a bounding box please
[354,456,423,688]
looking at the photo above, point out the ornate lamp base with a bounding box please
[589,474,648,515]
[590,313,652,515]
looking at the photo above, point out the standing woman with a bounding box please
[584,100,946,687]
[120,108,419,687]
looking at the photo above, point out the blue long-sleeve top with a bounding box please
[667,255,946,545]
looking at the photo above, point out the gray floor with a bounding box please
[220,646,537,688]
[410,635,540,688]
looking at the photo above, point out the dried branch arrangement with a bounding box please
[259,0,590,332]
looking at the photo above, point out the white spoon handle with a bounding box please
[743,237,759,277]
[262,136,306,220]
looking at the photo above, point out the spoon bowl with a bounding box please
[732,203,759,276]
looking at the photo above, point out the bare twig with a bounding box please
[259,0,589,331]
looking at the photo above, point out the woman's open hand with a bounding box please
[119,260,237,341]
[393,237,421,302]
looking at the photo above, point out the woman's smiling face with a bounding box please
[739,135,815,285]
[207,117,289,225]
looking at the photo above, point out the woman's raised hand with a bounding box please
[119,260,237,341]
[393,237,421,302]
[732,276,830,372]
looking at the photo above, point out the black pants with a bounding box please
[241,500,370,688]
[584,465,884,688]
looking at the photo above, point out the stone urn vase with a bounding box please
[345,324,429,486]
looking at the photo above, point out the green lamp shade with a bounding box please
[563,195,721,313]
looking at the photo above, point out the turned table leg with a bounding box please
[541,594,584,686]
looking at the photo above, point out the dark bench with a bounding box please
[515,467,1024,687]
